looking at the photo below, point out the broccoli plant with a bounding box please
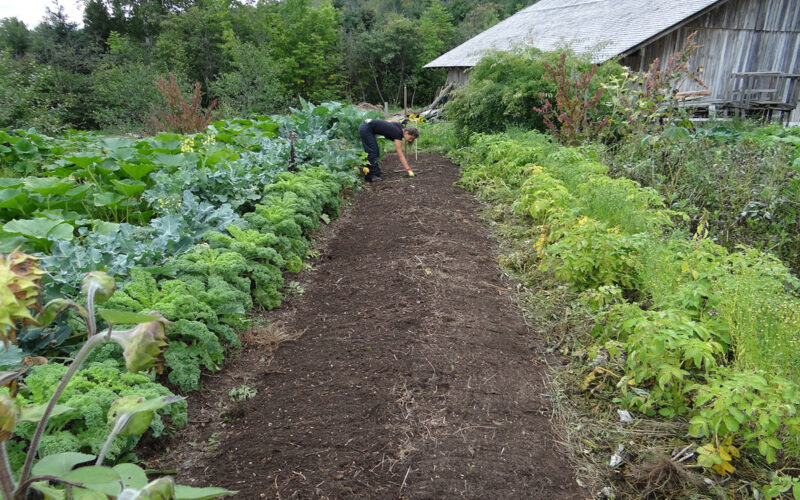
[0,255,234,499]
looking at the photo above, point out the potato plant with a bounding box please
[455,129,800,490]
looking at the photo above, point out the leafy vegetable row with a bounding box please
[455,130,800,484]
[0,101,375,493]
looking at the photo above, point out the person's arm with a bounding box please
[394,139,412,172]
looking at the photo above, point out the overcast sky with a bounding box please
[0,0,84,28]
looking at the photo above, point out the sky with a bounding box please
[0,0,84,28]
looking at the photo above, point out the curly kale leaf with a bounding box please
[164,342,205,392]
[171,245,251,292]
[105,269,217,325]
[15,359,186,463]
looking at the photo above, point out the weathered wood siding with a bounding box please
[621,0,800,122]
[445,68,471,87]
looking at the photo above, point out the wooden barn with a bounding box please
[424,0,800,123]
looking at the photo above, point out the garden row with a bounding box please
[603,122,800,275]
[0,102,375,485]
[453,130,800,495]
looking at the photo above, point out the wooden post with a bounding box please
[384,102,388,116]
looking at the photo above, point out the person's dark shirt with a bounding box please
[368,119,404,141]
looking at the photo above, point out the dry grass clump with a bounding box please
[629,454,707,498]
[242,317,306,347]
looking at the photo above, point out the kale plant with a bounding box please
[0,257,234,499]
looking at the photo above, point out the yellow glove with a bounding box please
[407,169,415,177]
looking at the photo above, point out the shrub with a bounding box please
[444,48,623,144]
[532,52,610,145]
[604,127,800,272]
[90,61,166,132]
[455,130,800,480]
[0,51,69,133]
[144,72,220,135]
[209,41,288,117]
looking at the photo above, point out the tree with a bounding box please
[89,32,167,131]
[455,2,502,43]
[416,0,454,103]
[81,0,193,45]
[361,14,423,105]
[83,0,116,46]
[0,18,31,58]
[266,0,343,102]
[28,1,98,128]
[210,41,288,117]
[154,3,231,91]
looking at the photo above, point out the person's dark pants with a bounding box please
[358,120,382,177]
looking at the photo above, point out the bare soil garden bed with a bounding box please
[146,153,584,499]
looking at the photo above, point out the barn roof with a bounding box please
[424,0,727,68]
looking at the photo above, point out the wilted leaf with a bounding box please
[97,309,159,325]
[20,404,74,423]
[174,485,238,499]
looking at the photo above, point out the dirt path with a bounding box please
[150,153,585,499]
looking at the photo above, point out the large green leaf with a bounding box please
[93,192,125,208]
[95,159,120,175]
[49,223,75,241]
[174,486,238,499]
[35,209,83,223]
[204,149,239,166]
[119,161,157,181]
[24,177,74,196]
[62,466,122,496]
[111,179,147,197]
[150,133,182,146]
[12,139,38,157]
[3,218,73,241]
[65,153,103,169]
[70,489,107,500]
[113,463,148,489]
[0,178,23,188]
[151,153,195,168]
[101,137,136,151]
[255,120,279,137]
[0,344,25,369]
[233,135,259,149]
[66,184,92,199]
[0,231,29,252]
[32,452,96,478]
[93,221,121,235]
[0,188,29,210]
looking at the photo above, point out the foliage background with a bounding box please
[0,0,539,133]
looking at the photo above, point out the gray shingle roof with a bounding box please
[424,0,726,68]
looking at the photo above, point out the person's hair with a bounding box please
[405,127,419,138]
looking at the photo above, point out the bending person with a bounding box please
[358,118,418,182]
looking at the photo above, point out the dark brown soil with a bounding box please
[148,153,586,499]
